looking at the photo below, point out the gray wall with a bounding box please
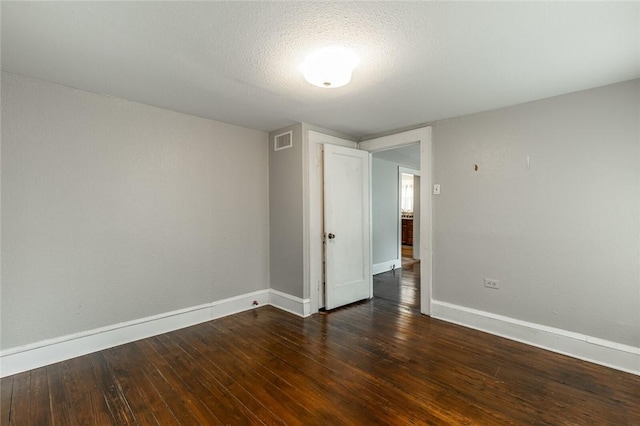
[432,79,640,348]
[1,72,270,349]
[269,124,304,298]
[372,158,399,265]
[269,123,356,300]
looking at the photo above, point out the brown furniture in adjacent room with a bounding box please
[402,216,413,246]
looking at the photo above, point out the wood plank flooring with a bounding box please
[401,245,418,267]
[373,261,420,310]
[2,300,639,424]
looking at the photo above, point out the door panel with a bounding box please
[324,144,371,310]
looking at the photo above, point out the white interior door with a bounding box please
[324,144,371,310]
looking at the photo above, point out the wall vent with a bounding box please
[274,131,293,151]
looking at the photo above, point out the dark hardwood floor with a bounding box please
[2,290,639,424]
[373,261,420,310]
[401,244,418,267]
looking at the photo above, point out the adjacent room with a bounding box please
[1,2,639,424]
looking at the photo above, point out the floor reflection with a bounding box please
[372,261,420,310]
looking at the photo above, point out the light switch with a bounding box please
[433,184,441,195]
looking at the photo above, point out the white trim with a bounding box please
[302,125,313,313]
[418,131,433,315]
[359,126,433,316]
[431,300,640,376]
[308,131,356,148]
[1,290,274,378]
[368,153,374,299]
[6,289,636,378]
[373,259,402,275]
[358,128,426,152]
[269,289,311,318]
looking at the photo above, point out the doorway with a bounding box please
[399,168,420,268]
[370,150,421,309]
[358,127,433,315]
[306,127,432,315]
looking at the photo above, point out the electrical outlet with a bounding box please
[484,279,499,289]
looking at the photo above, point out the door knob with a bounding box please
[328,233,336,240]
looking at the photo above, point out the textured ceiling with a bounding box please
[2,2,639,138]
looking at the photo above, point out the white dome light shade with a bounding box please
[301,47,359,88]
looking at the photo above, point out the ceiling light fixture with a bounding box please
[301,47,359,89]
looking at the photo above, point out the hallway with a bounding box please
[372,261,420,310]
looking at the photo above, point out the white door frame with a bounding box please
[359,127,433,315]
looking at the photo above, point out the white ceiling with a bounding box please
[2,2,638,139]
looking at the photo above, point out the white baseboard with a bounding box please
[431,300,640,376]
[373,258,402,275]
[10,293,635,378]
[0,289,271,378]
[269,289,311,318]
